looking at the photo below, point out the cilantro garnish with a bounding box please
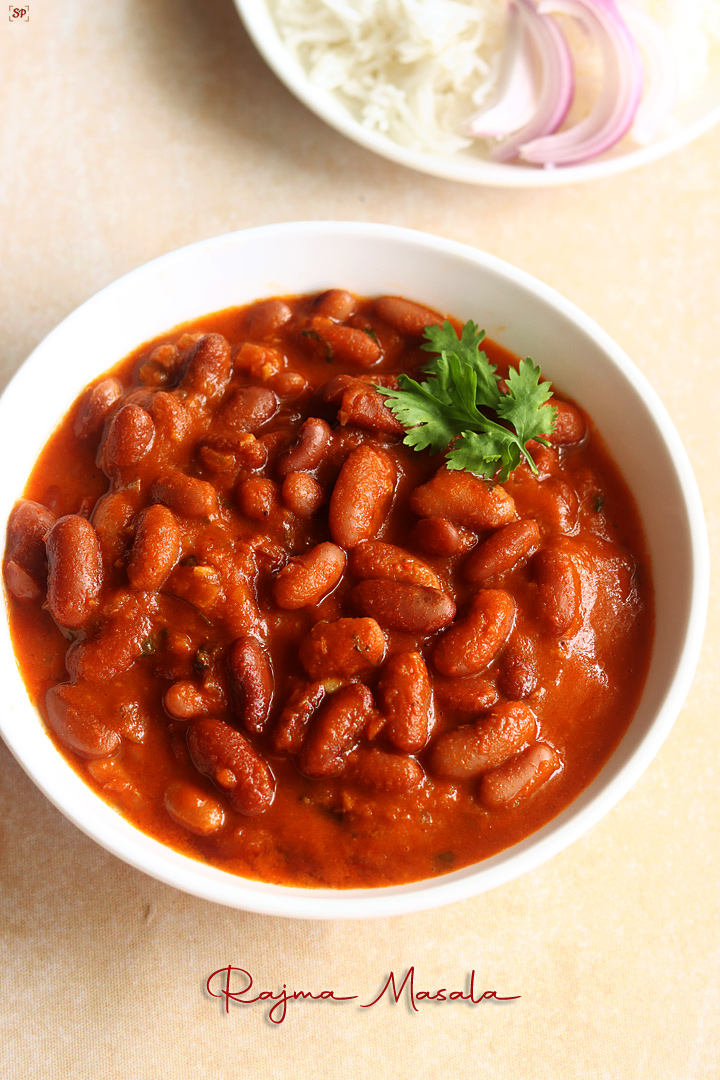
[377,320,557,482]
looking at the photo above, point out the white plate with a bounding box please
[234,0,720,187]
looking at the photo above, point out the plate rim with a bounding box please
[233,0,720,187]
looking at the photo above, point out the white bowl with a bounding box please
[0,223,708,917]
[234,0,720,187]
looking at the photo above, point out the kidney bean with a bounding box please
[179,333,232,404]
[411,517,477,557]
[3,559,40,603]
[164,680,215,719]
[226,580,264,638]
[273,680,328,755]
[127,504,180,591]
[310,315,382,367]
[546,400,586,445]
[349,540,440,589]
[503,468,578,537]
[309,289,355,321]
[373,296,445,337]
[337,382,405,435]
[277,418,332,477]
[152,471,218,519]
[299,683,373,777]
[237,476,285,526]
[45,682,121,759]
[329,444,395,549]
[351,748,424,793]
[542,478,579,535]
[282,472,325,518]
[198,446,235,476]
[116,700,148,744]
[410,469,517,531]
[102,404,155,474]
[237,432,270,471]
[433,589,515,677]
[188,719,275,816]
[299,617,386,679]
[243,299,293,340]
[322,373,399,406]
[352,580,455,634]
[272,370,308,398]
[479,742,561,808]
[524,439,558,477]
[150,391,193,449]
[429,702,537,780]
[91,493,135,571]
[377,651,432,753]
[46,515,102,629]
[433,674,498,715]
[122,387,157,411]
[86,756,143,810]
[4,499,55,601]
[218,386,278,434]
[65,597,154,681]
[498,635,538,700]
[164,780,225,836]
[74,377,123,439]
[258,429,293,462]
[464,519,541,583]
[533,545,581,636]
[274,542,346,610]
[229,635,274,733]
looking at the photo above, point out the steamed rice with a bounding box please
[269,0,720,156]
[270,0,506,152]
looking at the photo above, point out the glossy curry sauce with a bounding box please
[4,292,654,887]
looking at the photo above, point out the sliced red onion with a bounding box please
[488,0,575,162]
[520,0,644,166]
[465,3,539,139]
[617,0,677,144]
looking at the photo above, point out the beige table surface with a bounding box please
[1,3,719,1078]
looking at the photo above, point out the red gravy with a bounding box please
[3,291,654,888]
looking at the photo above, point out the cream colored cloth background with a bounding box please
[1,3,719,1078]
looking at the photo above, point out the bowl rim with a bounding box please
[0,221,709,918]
[233,0,720,188]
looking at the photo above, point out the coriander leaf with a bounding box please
[446,426,523,483]
[496,358,557,446]
[421,320,501,409]
[378,374,461,455]
[377,319,558,482]
[378,355,492,455]
[445,430,502,479]
[421,319,484,358]
[445,351,482,421]
[140,636,156,657]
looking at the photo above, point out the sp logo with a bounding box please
[9,5,29,19]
